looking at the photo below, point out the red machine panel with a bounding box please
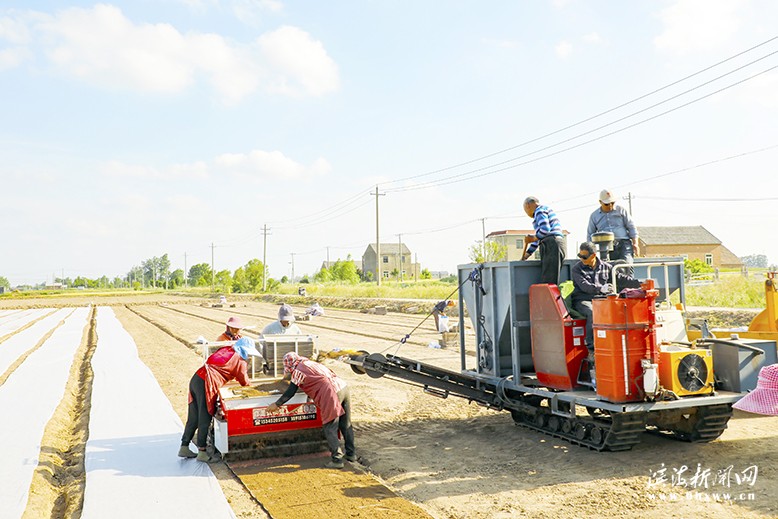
[529,284,588,390]
[218,386,323,437]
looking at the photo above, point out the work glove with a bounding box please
[599,283,613,294]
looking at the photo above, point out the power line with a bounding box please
[552,143,778,206]
[641,196,778,202]
[385,64,778,193]
[380,35,778,187]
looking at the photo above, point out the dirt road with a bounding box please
[3,294,777,518]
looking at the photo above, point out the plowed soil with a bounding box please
[4,293,778,518]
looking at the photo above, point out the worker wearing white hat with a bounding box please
[587,189,640,265]
[262,304,303,335]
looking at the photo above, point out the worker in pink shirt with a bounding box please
[266,352,357,468]
[179,337,263,462]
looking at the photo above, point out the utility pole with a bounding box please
[326,246,330,267]
[211,242,215,292]
[374,185,385,285]
[262,224,270,291]
[290,253,296,282]
[626,192,634,215]
[184,252,187,288]
[397,234,403,282]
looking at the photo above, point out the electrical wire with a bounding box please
[385,64,778,193]
[380,35,778,187]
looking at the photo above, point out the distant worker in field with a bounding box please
[521,196,566,285]
[587,189,639,264]
[432,299,455,332]
[571,242,641,353]
[217,316,245,342]
[266,352,358,469]
[262,304,303,335]
[179,337,263,462]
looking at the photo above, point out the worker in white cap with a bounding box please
[262,303,303,335]
[587,189,640,264]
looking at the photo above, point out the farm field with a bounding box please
[0,294,777,518]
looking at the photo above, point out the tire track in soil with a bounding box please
[23,306,96,519]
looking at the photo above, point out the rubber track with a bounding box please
[512,408,647,452]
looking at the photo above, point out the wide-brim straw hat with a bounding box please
[733,363,778,416]
[225,316,245,329]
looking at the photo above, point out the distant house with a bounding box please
[637,226,742,268]
[362,243,420,281]
[486,229,570,261]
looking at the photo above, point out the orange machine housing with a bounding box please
[593,280,659,403]
[529,284,588,390]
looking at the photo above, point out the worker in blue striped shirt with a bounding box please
[521,196,566,284]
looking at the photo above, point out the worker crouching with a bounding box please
[179,337,264,462]
[266,352,358,469]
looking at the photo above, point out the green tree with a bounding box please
[0,276,10,289]
[232,267,249,292]
[244,259,266,291]
[215,269,232,292]
[314,266,333,283]
[468,240,507,263]
[189,263,212,287]
[330,256,360,283]
[684,258,714,274]
[420,268,432,280]
[169,269,184,288]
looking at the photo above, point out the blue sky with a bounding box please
[1,0,777,285]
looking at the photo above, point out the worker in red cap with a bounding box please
[217,316,245,342]
[266,352,358,469]
[179,337,263,462]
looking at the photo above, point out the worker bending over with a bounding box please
[179,337,263,462]
[571,242,641,352]
[266,352,357,469]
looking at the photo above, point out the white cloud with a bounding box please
[215,149,330,180]
[104,148,328,185]
[258,25,339,96]
[654,0,743,54]
[232,0,284,25]
[1,5,337,103]
[555,40,573,59]
[582,32,602,44]
[0,15,31,44]
[103,160,158,178]
[0,47,28,70]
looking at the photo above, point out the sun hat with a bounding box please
[278,304,296,323]
[226,316,245,329]
[283,351,304,374]
[232,337,263,360]
[733,363,778,416]
[599,189,616,204]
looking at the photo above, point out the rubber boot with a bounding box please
[178,446,197,458]
[196,450,217,463]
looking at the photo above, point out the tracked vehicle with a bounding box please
[348,253,775,451]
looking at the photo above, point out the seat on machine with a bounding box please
[559,280,586,320]
[529,284,588,390]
